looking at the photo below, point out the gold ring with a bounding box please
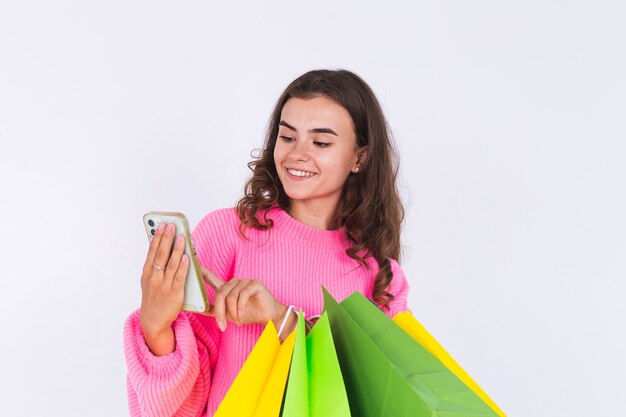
[153,263,166,271]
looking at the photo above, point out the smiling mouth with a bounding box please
[286,168,317,178]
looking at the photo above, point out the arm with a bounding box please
[123,209,237,417]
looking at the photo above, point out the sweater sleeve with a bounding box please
[123,208,239,417]
[384,259,411,317]
[124,311,219,417]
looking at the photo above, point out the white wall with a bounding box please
[1,1,624,416]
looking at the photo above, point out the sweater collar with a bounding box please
[267,206,352,250]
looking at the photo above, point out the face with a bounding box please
[274,96,367,213]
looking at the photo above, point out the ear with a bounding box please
[354,146,369,171]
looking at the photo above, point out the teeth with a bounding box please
[288,169,316,177]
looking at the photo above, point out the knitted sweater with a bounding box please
[123,206,410,417]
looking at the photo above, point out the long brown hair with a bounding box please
[236,69,404,309]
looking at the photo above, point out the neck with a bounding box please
[287,201,340,230]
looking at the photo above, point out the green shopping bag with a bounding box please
[282,311,351,417]
[323,288,500,417]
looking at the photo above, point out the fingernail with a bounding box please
[238,309,243,319]
[166,223,174,234]
[218,321,226,332]
[157,223,165,232]
[176,236,184,246]
[181,254,188,264]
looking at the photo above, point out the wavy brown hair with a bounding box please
[236,69,404,309]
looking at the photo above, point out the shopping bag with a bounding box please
[323,288,501,417]
[282,311,351,417]
[214,321,296,417]
[393,311,505,417]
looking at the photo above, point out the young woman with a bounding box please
[124,69,410,417]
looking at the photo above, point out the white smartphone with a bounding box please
[143,211,210,313]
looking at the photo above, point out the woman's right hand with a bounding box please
[139,222,189,355]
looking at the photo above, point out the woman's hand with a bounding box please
[139,222,189,355]
[201,268,291,335]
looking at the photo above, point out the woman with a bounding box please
[124,69,410,417]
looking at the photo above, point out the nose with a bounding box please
[287,139,310,162]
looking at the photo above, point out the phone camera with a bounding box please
[151,229,156,236]
[148,219,155,227]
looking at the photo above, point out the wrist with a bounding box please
[141,322,171,340]
[271,303,289,325]
[139,312,171,339]
[140,313,176,355]
[276,305,298,342]
[141,325,175,356]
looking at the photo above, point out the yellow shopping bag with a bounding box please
[393,311,506,417]
[214,321,296,417]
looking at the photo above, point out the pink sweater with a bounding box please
[123,206,410,417]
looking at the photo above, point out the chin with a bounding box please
[283,191,312,201]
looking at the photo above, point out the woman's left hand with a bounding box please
[200,267,288,332]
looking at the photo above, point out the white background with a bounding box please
[1,1,624,416]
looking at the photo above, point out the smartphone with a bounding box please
[143,211,210,313]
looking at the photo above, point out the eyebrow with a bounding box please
[279,120,338,136]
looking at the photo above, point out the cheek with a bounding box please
[273,144,284,164]
[320,150,355,173]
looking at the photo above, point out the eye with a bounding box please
[279,135,295,143]
[313,141,330,148]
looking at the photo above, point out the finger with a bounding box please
[236,280,259,323]
[171,254,189,291]
[202,267,224,291]
[143,222,166,274]
[199,304,216,317]
[226,280,249,324]
[153,223,176,272]
[164,235,186,282]
[212,279,240,332]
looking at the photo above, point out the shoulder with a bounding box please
[191,208,241,279]
[388,258,404,276]
[364,257,405,279]
[192,207,243,252]
[194,207,241,233]
[387,258,409,289]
